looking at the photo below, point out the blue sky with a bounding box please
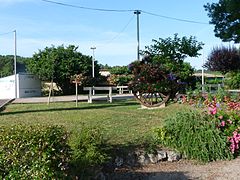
[0,0,231,69]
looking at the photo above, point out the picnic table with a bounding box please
[83,86,117,103]
[116,86,132,94]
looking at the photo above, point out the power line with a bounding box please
[41,0,134,12]
[41,0,209,25]
[0,31,14,36]
[141,10,208,25]
[100,15,135,46]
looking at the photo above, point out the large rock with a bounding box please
[157,150,167,161]
[167,151,181,162]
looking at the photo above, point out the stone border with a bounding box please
[103,149,182,171]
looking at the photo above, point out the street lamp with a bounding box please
[90,46,96,95]
[13,30,17,98]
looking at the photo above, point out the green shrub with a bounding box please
[154,109,233,162]
[72,126,108,174]
[0,125,71,179]
[224,71,240,89]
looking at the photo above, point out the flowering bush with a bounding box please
[128,34,203,107]
[128,61,179,96]
[208,101,240,156]
[182,91,240,156]
[154,109,232,162]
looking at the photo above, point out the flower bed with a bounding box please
[182,92,240,157]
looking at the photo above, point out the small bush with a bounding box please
[154,109,233,162]
[71,126,109,176]
[224,71,240,89]
[0,125,71,179]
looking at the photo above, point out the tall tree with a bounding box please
[128,34,203,107]
[204,0,240,43]
[27,45,100,95]
[204,46,240,74]
[141,34,203,82]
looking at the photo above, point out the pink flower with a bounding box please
[218,115,223,119]
[208,107,217,115]
[220,121,225,127]
[212,107,217,115]
[227,119,232,124]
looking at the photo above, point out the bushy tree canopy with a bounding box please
[109,66,130,75]
[129,34,203,98]
[27,45,100,95]
[204,0,240,43]
[108,66,132,86]
[204,46,240,74]
[140,34,203,82]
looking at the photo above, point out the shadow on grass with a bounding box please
[0,101,139,116]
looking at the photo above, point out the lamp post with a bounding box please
[90,46,96,95]
[13,30,17,98]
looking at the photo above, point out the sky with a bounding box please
[0,0,232,69]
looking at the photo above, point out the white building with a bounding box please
[0,74,41,99]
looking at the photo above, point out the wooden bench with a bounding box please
[117,86,132,94]
[83,87,117,103]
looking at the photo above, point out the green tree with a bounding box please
[108,66,132,86]
[204,0,240,43]
[109,66,130,75]
[0,55,29,77]
[27,45,100,95]
[129,34,203,107]
[141,34,203,81]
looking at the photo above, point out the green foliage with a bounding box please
[0,55,30,77]
[109,74,132,86]
[26,45,100,95]
[224,71,240,89]
[142,34,203,63]
[154,110,233,162]
[109,66,132,86]
[129,34,203,98]
[205,78,223,84]
[0,125,71,179]
[72,126,108,172]
[204,0,240,43]
[109,66,130,75]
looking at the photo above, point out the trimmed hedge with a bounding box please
[0,125,71,179]
[154,109,233,162]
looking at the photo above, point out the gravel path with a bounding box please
[111,158,240,180]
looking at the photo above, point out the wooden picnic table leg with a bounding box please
[88,87,92,103]
[109,87,112,103]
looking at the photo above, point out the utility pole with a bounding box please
[134,10,141,60]
[90,46,96,95]
[13,30,17,98]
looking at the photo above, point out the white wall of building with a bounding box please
[0,75,15,99]
[0,74,41,99]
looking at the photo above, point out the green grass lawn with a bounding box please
[0,100,187,145]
